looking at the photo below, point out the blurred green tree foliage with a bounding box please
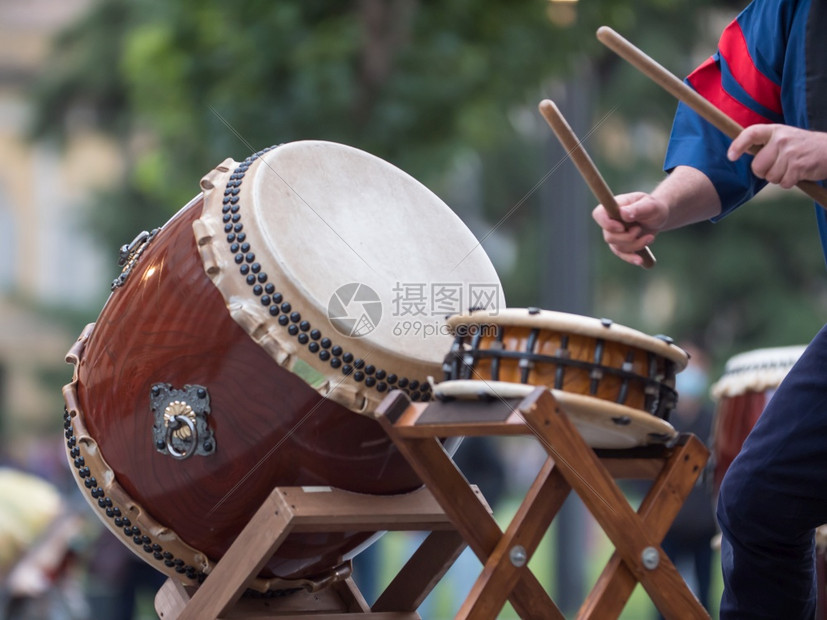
[29,0,708,242]
[29,0,827,368]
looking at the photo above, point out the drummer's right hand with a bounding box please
[591,192,668,265]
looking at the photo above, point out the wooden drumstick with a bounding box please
[596,26,827,208]
[539,99,656,269]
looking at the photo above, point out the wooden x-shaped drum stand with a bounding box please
[375,387,711,620]
[154,482,485,619]
[155,386,710,619]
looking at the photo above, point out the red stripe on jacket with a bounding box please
[718,19,783,116]
[688,57,772,128]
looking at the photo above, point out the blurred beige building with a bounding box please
[0,0,117,456]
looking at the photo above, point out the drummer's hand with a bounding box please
[728,124,827,188]
[591,192,669,266]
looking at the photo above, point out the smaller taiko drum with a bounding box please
[440,307,689,448]
[709,345,806,493]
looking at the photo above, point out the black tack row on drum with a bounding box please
[62,407,205,583]
[216,145,431,402]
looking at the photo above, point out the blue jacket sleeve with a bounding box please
[662,0,797,219]
[664,100,766,220]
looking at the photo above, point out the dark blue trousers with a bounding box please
[718,325,827,619]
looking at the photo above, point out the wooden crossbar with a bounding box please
[154,486,473,619]
[375,387,711,620]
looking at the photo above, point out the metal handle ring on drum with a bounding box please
[165,414,198,460]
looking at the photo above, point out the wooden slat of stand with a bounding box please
[155,485,470,620]
[376,387,711,620]
[457,456,569,618]
[376,405,565,620]
[372,529,466,613]
[519,389,709,620]
[156,579,393,620]
[580,435,707,618]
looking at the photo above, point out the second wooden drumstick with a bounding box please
[596,25,827,208]
[539,99,656,269]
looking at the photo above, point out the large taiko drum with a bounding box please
[437,307,689,448]
[61,141,503,591]
[709,345,806,494]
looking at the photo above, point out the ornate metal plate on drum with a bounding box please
[150,383,215,460]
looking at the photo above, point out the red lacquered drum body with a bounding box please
[710,345,806,493]
[62,141,503,591]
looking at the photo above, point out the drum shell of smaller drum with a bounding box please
[443,312,684,420]
[69,195,422,581]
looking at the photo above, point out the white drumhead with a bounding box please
[196,141,504,414]
[433,380,676,449]
[710,345,806,399]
